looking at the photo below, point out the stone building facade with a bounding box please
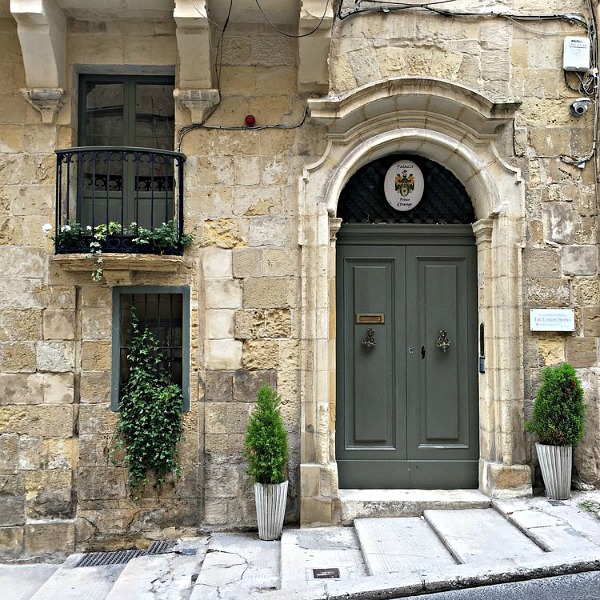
[0,0,599,560]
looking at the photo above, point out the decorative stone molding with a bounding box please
[21,87,66,124]
[329,217,342,241]
[308,78,521,139]
[298,0,334,93]
[174,88,221,124]
[299,77,531,524]
[53,253,192,285]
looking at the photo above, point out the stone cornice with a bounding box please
[308,78,522,138]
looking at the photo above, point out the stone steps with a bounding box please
[280,526,367,589]
[9,496,600,600]
[354,516,457,575]
[423,508,545,564]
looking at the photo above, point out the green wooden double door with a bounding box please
[336,225,479,489]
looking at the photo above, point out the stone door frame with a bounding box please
[298,78,533,526]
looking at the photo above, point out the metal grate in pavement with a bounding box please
[75,540,178,567]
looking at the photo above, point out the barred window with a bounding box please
[111,286,190,411]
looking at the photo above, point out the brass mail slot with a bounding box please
[355,313,385,324]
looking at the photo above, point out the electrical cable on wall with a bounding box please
[254,0,332,37]
[214,0,234,90]
[337,0,599,168]
[177,108,308,152]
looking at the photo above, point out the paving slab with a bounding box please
[190,532,279,600]
[494,493,600,552]
[355,517,457,575]
[0,564,58,600]
[340,489,491,523]
[506,494,600,541]
[280,527,367,589]
[29,562,124,600]
[424,508,545,564]
[105,553,199,600]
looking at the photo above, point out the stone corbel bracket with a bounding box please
[298,0,334,93]
[174,88,220,124]
[21,87,66,124]
[173,0,220,124]
[11,0,67,124]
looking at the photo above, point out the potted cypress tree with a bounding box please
[244,384,289,540]
[525,362,585,500]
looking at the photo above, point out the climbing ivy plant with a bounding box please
[112,310,184,495]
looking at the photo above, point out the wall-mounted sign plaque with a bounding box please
[530,309,575,332]
[384,160,425,211]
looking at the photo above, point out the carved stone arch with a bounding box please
[299,78,532,526]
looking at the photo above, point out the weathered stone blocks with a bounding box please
[24,521,75,557]
[0,526,24,560]
[206,339,243,370]
[567,337,597,368]
[25,470,73,519]
[562,246,599,276]
[235,308,292,339]
[0,474,25,526]
[574,369,600,486]
[242,277,295,308]
[0,342,36,372]
[202,219,247,248]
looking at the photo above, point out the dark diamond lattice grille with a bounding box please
[337,154,474,224]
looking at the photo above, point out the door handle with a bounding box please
[361,328,376,351]
[421,346,425,359]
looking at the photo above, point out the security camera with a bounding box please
[569,98,591,117]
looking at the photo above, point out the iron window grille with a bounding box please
[111,286,190,411]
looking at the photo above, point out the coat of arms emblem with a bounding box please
[394,170,415,197]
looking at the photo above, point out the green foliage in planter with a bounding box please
[130,220,193,254]
[525,362,585,446]
[112,312,184,494]
[244,385,289,484]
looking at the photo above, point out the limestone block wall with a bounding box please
[0,16,78,560]
[1,0,599,560]
[0,13,322,559]
[186,22,318,527]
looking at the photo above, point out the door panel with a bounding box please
[340,249,405,454]
[336,226,478,489]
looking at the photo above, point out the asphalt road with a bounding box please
[396,571,600,599]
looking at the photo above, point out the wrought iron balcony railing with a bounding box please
[55,147,186,255]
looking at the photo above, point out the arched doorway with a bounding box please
[335,154,479,488]
[298,79,533,526]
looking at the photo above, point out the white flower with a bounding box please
[60,224,71,232]
[42,223,52,235]
[86,225,92,231]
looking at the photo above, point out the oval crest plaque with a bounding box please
[384,160,424,211]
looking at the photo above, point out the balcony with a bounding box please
[55,147,187,256]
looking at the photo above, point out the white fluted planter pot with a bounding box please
[254,481,288,541]
[536,443,572,500]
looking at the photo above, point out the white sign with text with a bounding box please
[530,309,575,332]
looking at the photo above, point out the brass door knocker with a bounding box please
[436,329,450,352]
[361,328,377,351]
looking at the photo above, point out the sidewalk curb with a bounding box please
[250,550,600,600]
